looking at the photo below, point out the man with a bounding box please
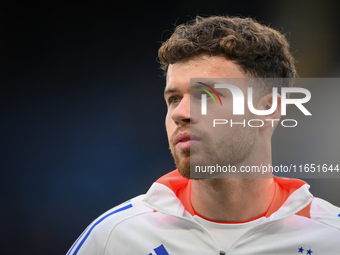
[67,16,340,255]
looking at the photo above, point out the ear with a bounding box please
[258,93,281,129]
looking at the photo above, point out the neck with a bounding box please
[191,176,275,222]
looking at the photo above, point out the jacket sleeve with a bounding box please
[66,203,134,255]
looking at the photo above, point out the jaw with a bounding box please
[170,145,191,178]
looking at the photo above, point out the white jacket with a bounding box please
[67,170,340,255]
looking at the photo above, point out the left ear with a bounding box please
[258,93,281,129]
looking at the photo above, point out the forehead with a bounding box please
[165,55,245,91]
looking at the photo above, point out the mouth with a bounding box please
[174,132,200,150]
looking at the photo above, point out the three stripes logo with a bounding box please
[197,82,222,115]
[148,244,169,255]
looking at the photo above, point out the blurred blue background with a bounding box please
[1,1,339,254]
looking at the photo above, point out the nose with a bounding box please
[171,95,191,127]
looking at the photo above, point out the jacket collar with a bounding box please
[143,170,313,222]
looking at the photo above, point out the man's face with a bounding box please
[164,55,257,178]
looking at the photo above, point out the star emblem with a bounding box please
[298,247,304,253]
[306,248,313,254]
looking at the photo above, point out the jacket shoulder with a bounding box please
[310,197,340,230]
[67,194,153,255]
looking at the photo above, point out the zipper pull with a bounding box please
[219,251,226,255]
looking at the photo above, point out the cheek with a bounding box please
[213,103,234,118]
[165,112,173,135]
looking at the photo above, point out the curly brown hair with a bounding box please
[158,16,296,80]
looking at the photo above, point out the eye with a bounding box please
[167,96,181,105]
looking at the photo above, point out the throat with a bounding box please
[191,178,275,222]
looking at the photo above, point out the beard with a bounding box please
[169,128,191,179]
[171,148,191,179]
[169,125,256,179]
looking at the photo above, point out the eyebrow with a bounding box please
[164,88,180,96]
[191,82,215,90]
[191,83,206,90]
[164,83,214,96]
[193,81,219,87]
[163,82,218,96]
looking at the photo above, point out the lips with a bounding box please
[174,132,200,150]
[175,133,190,145]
